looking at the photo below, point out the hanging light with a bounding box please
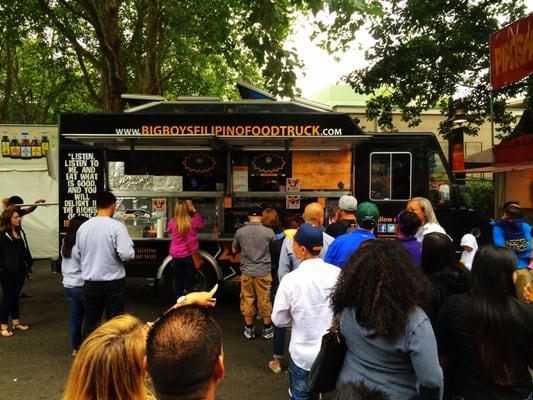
[452,108,467,124]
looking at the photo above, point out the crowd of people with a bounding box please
[1,191,533,400]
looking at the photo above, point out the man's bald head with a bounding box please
[303,202,325,227]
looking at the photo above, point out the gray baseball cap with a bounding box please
[338,195,357,212]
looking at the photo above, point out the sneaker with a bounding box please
[243,326,255,340]
[262,325,274,339]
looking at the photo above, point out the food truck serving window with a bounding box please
[370,152,412,201]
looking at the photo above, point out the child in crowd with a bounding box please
[460,233,478,270]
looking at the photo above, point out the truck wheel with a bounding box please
[194,264,218,292]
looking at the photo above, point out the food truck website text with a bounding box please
[115,124,344,136]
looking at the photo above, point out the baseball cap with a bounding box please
[294,223,323,252]
[248,206,262,217]
[356,202,379,224]
[338,195,357,212]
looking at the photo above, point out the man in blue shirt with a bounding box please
[324,202,379,268]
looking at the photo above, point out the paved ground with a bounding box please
[0,261,290,399]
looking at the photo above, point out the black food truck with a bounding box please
[59,85,489,298]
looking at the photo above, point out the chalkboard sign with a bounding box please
[59,150,105,234]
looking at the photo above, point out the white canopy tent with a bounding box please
[0,124,59,259]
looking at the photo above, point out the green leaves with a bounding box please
[1,0,383,116]
[346,0,530,139]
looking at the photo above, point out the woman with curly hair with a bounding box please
[332,239,443,400]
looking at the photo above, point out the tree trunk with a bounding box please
[92,1,127,112]
[0,42,14,122]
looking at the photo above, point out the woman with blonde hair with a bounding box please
[63,314,154,400]
[406,197,446,242]
[167,200,205,299]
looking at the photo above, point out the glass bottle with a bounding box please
[1,133,9,157]
[10,136,21,158]
[21,132,32,159]
[41,133,49,156]
[31,136,42,158]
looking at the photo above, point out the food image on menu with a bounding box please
[286,195,300,209]
[286,178,300,192]
[152,198,167,213]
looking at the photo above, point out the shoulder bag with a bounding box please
[306,312,347,394]
[185,238,204,270]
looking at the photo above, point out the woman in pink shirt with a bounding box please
[167,200,204,299]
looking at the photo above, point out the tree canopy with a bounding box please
[346,0,530,139]
[0,0,382,121]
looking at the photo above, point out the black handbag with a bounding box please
[307,313,347,394]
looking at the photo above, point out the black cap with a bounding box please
[248,206,262,217]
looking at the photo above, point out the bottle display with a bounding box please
[1,134,9,157]
[31,136,42,158]
[10,136,21,158]
[41,134,49,156]
[1,131,50,160]
[21,132,32,159]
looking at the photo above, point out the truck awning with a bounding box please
[453,164,533,173]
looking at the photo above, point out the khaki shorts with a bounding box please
[515,268,531,302]
[240,274,272,318]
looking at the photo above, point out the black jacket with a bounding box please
[426,265,471,325]
[0,230,32,276]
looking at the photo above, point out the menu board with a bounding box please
[59,150,105,233]
[292,151,352,190]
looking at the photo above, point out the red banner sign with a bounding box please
[490,13,533,91]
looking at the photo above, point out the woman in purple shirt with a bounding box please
[167,200,205,299]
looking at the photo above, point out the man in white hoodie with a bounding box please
[272,223,340,400]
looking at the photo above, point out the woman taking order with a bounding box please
[436,246,533,400]
[167,200,205,299]
[61,215,89,354]
[0,209,32,337]
[332,239,443,399]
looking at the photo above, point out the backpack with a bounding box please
[269,232,286,271]
[340,219,358,234]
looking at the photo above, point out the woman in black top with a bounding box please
[436,245,533,400]
[421,232,471,324]
[0,209,32,337]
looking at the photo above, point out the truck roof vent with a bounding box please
[176,96,222,101]
[121,93,166,108]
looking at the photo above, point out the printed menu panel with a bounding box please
[59,150,105,233]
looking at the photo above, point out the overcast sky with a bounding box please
[292,1,533,100]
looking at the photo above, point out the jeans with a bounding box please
[0,272,25,324]
[273,325,286,359]
[64,287,84,350]
[288,360,315,400]
[82,279,125,338]
[172,256,195,299]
